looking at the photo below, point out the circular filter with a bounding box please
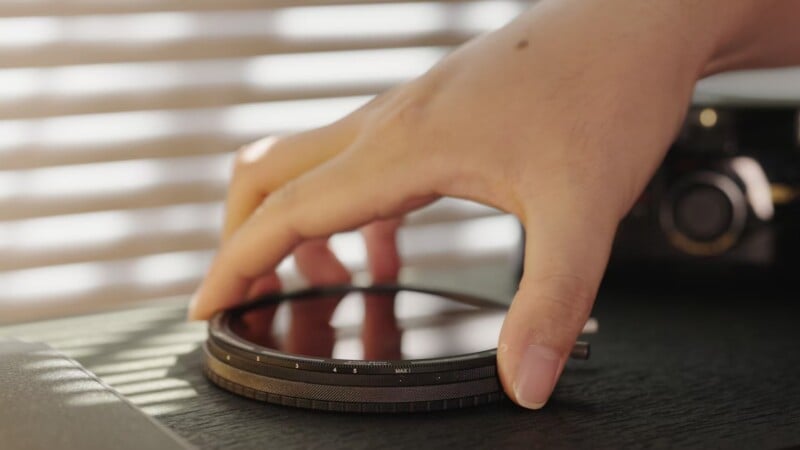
[204,284,589,413]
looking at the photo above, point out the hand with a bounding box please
[190,0,783,408]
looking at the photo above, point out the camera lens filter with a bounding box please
[204,284,589,413]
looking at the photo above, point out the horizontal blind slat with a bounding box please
[0,200,501,271]
[0,83,390,121]
[0,0,529,324]
[0,1,528,68]
[0,183,227,222]
[0,47,447,120]
[0,34,470,69]
[0,0,491,18]
[0,95,371,171]
[0,153,233,220]
[0,214,520,324]
[1,135,247,172]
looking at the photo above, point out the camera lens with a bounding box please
[673,184,734,241]
[660,172,748,255]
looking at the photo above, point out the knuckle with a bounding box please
[270,178,299,209]
[266,179,309,240]
[523,273,596,344]
[353,85,447,190]
[363,83,436,149]
[232,136,281,180]
[536,273,594,313]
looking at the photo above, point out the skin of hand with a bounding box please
[190,0,800,409]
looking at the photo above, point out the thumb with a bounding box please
[498,205,618,410]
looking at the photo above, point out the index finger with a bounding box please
[223,121,360,240]
[190,148,438,320]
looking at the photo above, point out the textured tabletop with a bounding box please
[2,269,799,449]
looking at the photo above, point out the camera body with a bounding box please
[606,105,800,284]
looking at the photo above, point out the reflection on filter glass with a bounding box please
[229,290,505,362]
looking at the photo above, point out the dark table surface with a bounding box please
[2,268,799,449]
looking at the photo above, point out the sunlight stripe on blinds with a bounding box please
[0,47,449,120]
[0,2,528,68]
[0,0,530,323]
[0,198,500,272]
[0,96,371,170]
[0,215,519,324]
[0,0,507,17]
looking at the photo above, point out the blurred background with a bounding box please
[2,0,799,325]
[0,0,537,324]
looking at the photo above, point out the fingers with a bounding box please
[362,218,403,283]
[233,263,282,349]
[238,272,282,348]
[497,203,619,410]
[294,239,352,287]
[223,122,359,239]
[286,239,350,356]
[361,219,403,359]
[190,147,437,321]
[288,218,404,359]
[189,121,358,320]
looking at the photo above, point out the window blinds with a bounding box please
[0,0,533,324]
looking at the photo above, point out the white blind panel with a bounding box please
[0,0,507,17]
[0,0,530,324]
[0,2,527,68]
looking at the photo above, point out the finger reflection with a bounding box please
[228,287,507,362]
[286,294,341,358]
[362,291,402,360]
[237,305,278,349]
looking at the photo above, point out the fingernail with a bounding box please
[513,344,561,409]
